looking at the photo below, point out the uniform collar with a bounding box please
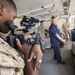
[51,23,57,26]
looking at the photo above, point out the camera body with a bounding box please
[6,33,39,48]
[5,16,39,49]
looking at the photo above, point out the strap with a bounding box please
[28,44,35,59]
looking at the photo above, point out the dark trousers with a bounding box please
[52,45,62,63]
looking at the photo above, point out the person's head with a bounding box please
[51,16,58,25]
[40,20,44,27]
[0,0,17,33]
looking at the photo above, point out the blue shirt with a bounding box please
[72,29,75,41]
[49,23,62,46]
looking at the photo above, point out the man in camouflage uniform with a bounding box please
[37,20,46,53]
[0,0,25,75]
[0,0,42,75]
[63,18,71,40]
[0,38,25,75]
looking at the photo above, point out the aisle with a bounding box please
[39,41,75,75]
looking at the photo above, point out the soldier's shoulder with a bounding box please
[0,37,25,68]
[38,26,42,30]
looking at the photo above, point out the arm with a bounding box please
[38,31,44,40]
[50,26,66,44]
[24,60,38,75]
[55,34,66,44]
[38,27,44,40]
[24,44,42,75]
[61,32,65,35]
[16,34,42,75]
[24,45,38,75]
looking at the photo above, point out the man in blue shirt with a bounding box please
[49,16,66,64]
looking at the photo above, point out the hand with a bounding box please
[16,38,32,57]
[61,32,65,35]
[63,39,66,44]
[62,33,65,35]
[28,44,43,72]
[16,38,43,72]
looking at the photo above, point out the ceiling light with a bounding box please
[17,4,54,16]
[43,4,54,9]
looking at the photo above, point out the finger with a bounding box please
[33,48,43,71]
[27,51,34,62]
[36,55,42,71]
[34,54,40,71]
[37,62,41,72]
[16,38,22,49]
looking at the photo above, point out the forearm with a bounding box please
[24,45,38,75]
[24,57,38,75]
[38,32,43,39]
[24,44,42,75]
[55,34,65,43]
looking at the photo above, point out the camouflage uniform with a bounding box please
[63,22,71,40]
[37,26,46,50]
[0,37,25,75]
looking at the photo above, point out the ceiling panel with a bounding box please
[13,0,64,19]
[13,0,54,15]
[54,0,64,12]
[63,0,68,2]
[69,0,75,14]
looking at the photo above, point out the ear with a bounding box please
[0,4,4,16]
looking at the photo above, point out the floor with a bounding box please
[39,41,75,75]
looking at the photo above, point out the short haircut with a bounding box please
[40,20,44,23]
[51,16,57,19]
[0,0,17,12]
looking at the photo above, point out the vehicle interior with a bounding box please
[11,0,75,75]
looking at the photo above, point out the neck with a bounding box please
[52,23,57,25]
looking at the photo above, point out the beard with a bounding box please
[0,24,10,33]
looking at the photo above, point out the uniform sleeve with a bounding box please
[49,26,58,35]
[37,26,41,31]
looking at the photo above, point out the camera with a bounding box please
[5,16,39,49]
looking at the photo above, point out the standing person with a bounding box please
[63,18,71,40]
[49,16,66,64]
[0,0,42,75]
[37,20,46,53]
